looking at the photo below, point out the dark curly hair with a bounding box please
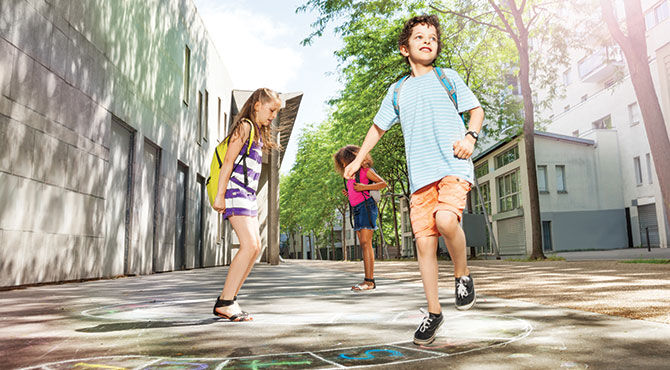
[398,14,442,65]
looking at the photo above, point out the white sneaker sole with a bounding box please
[413,319,444,345]
[456,291,476,311]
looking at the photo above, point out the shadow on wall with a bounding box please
[0,0,219,286]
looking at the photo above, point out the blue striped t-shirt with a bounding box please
[373,68,481,194]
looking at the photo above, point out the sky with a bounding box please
[193,0,342,174]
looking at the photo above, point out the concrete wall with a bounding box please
[541,209,628,251]
[472,132,629,255]
[0,0,233,287]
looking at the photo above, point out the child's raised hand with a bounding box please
[453,137,475,159]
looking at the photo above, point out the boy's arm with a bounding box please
[453,106,484,159]
[343,124,386,179]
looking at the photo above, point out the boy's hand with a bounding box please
[343,160,361,179]
[453,136,476,159]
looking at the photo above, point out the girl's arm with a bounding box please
[212,120,251,213]
[343,124,386,179]
[354,168,387,191]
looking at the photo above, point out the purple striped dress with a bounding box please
[223,134,263,219]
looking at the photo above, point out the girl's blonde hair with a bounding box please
[228,87,281,153]
[333,145,373,176]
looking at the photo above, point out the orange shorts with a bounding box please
[410,176,472,238]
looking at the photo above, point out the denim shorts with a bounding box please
[353,197,378,231]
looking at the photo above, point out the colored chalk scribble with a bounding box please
[338,349,403,360]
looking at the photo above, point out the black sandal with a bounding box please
[213,297,252,321]
[352,278,376,291]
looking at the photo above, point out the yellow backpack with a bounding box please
[206,119,256,208]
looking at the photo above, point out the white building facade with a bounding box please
[540,0,670,248]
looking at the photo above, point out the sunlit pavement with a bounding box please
[1,260,669,369]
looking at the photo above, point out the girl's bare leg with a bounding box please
[216,215,262,316]
[358,229,375,286]
[234,216,262,296]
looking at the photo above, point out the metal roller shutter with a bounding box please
[498,216,526,255]
[638,204,659,247]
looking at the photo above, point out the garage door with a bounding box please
[498,216,526,255]
[638,204,659,247]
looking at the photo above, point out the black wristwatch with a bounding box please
[465,130,479,141]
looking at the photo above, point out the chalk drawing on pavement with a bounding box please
[26,313,532,369]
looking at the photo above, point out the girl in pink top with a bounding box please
[334,145,387,291]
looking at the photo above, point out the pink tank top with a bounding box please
[347,167,370,207]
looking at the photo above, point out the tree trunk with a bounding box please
[391,193,401,258]
[601,0,670,232]
[511,7,545,260]
[330,222,335,260]
[341,207,348,261]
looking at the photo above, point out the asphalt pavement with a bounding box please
[1,260,669,369]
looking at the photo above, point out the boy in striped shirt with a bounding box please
[343,14,485,345]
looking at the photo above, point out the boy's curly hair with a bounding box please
[333,145,373,176]
[398,14,442,65]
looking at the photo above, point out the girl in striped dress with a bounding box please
[211,88,281,321]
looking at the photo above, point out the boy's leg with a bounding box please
[416,236,441,313]
[435,211,469,278]
[434,176,475,310]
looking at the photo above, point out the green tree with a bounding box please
[431,0,593,259]
[297,0,522,257]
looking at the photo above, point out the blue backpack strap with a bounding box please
[434,67,465,126]
[392,75,409,117]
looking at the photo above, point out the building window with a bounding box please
[472,181,491,215]
[646,153,653,184]
[197,91,203,145]
[592,115,612,129]
[646,1,669,30]
[563,68,572,86]
[537,165,548,192]
[628,102,640,126]
[633,156,643,185]
[475,161,489,178]
[564,104,570,112]
[494,145,519,169]
[183,46,191,105]
[497,170,521,213]
[556,165,567,192]
[572,129,579,137]
[203,90,209,142]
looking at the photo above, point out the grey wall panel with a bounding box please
[541,209,628,251]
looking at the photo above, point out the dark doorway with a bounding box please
[175,163,188,270]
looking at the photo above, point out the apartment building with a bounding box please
[540,0,670,248]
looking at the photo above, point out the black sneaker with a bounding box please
[455,274,476,310]
[413,311,444,345]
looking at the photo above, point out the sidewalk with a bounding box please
[552,247,670,261]
[1,260,669,369]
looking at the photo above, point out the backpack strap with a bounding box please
[392,75,409,117]
[434,67,466,126]
[240,118,257,186]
